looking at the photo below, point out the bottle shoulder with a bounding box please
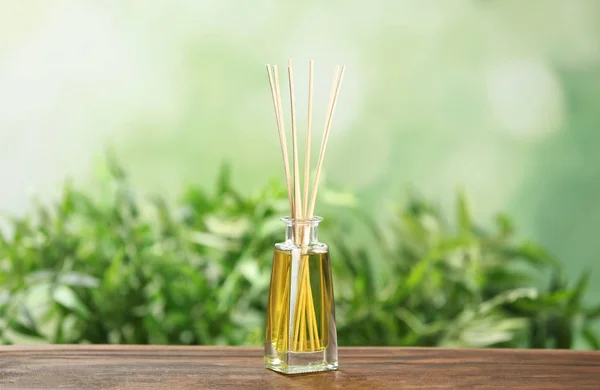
[274,241,328,253]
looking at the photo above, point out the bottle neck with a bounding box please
[285,224,319,245]
[282,217,322,247]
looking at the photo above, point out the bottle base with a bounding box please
[265,355,338,375]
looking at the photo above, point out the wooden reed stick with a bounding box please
[303,60,314,218]
[306,66,338,219]
[275,264,290,349]
[307,66,346,218]
[293,261,307,349]
[320,264,326,344]
[306,279,319,350]
[268,65,294,217]
[305,276,315,350]
[288,59,302,225]
[326,66,340,120]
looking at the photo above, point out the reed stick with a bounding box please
[287,59,302,227]
[292,260,306,350]
[275,264,290,349]
[320,262,326,343]
[307,66,345,218]
[303,60,314,218]
[293,257,320,350]
[304,66,338,221]
[267,65,294,216]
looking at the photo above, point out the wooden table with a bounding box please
[1,346,599,389]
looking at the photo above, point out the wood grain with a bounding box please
[1,346,599,389]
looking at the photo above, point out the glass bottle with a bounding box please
[264,217,338,374]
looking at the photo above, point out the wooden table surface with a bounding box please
[1,345,599,389]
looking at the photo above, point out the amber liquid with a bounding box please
[266,248,333,353]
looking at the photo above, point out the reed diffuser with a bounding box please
[264,59,345,374]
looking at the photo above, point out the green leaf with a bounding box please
[357,249,376,299]
[205,216,250,239]
[550,270,567,293]
[495,213,514,238]
[103,249,125,291]
[405,255,430,292]
[457,190,471,236]
[58,272,100,288]
[551,316,572,349]
[217,163,232,196]
[461,317,527,347]
[333,236,358,276]
[321,189,358,208]
[514,241,559,267]
[8,304,45,340]
[105,148,126,181]
[180,188,212,220]
[529,316,548,348]
[189,231,237,251]
[53,285,90,319]
[395,308,426,335]
[585,303,600,319]
[479,288,538,315]
[238,258,260,282]
[567,270,590,315]
[582,327,600,350]
[9,320,44,339]
[0,291,10,310]
[513,290,572,313]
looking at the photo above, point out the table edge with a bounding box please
[1,345,598,355]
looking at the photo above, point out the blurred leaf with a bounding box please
[550,270,567,293]
[495,213,514,238]
[205,216,250,239]
[9,320,44,339]
[104,249,125,291]
[189,231,237,251]
[53,285,90,319]
[321,189,358,208]
[551,316,572,349]
[582,327,600,350]
[238,258,260,282]
[58,272,100,288]
[461,317,527,347]
[217,163,232,196]
[567,270,590,316]
[530,316,548,348]
[0,157,598,351]
[8,304,44,340]
[585,303,600,319]
[405,255,430,292]
[513,290,572,312]
[106,149,126,181]
[457,190,471,236]
[479,288,538,314]
[515,241,559,267]
[395,308,426,335]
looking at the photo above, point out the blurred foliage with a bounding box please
[0,160,599,349]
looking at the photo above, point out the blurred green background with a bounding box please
[1,1,599,348]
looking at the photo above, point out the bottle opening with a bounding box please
[280,216,323,226]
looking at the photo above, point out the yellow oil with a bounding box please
[265,248,333,353]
